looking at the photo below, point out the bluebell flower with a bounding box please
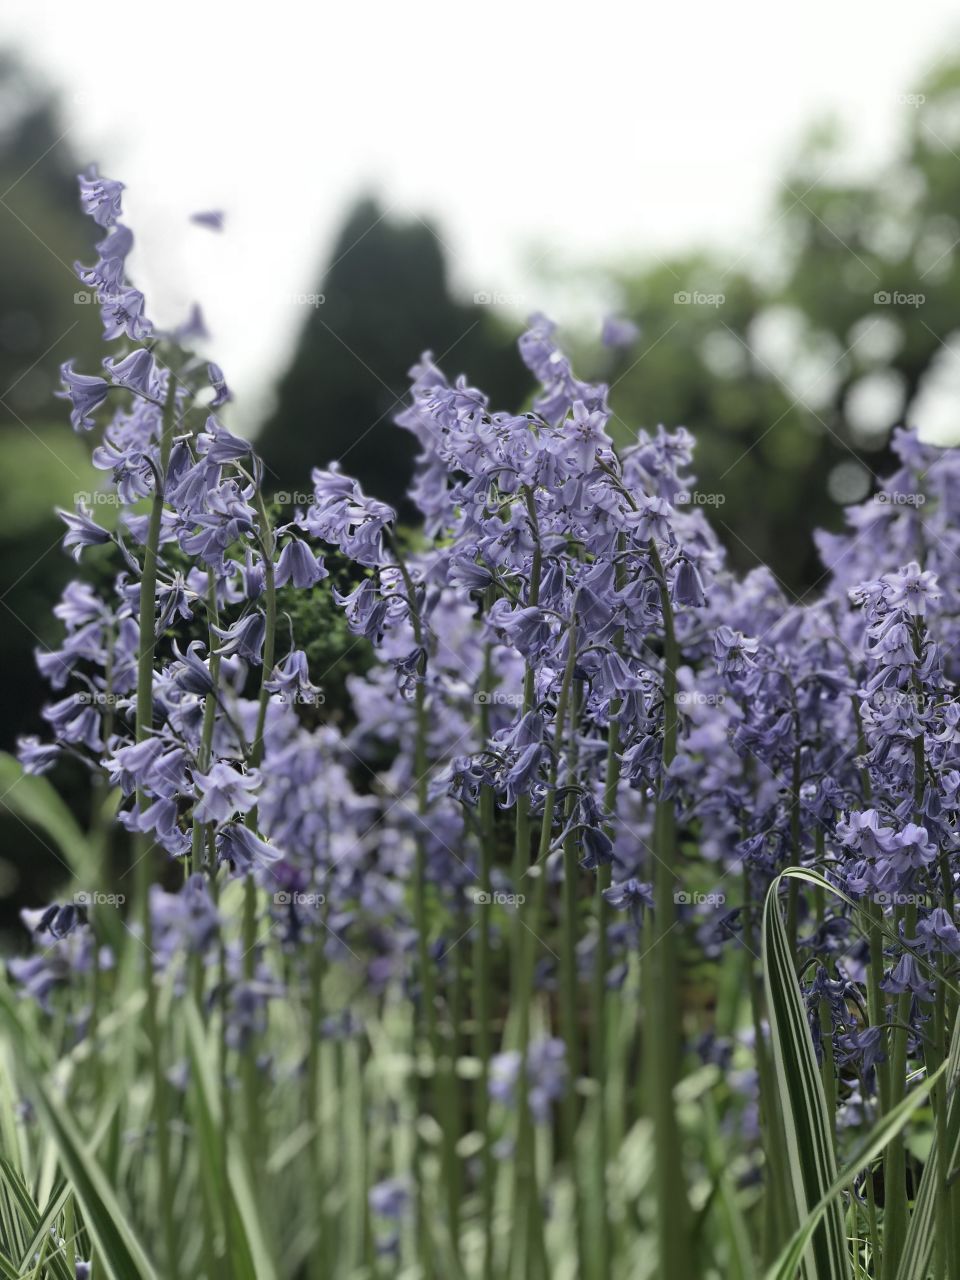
[57,362,110,431]
[191,210,225,232]
[100,286,151,342]
[275,539,327,589]
[192,762,260,825]
[601,315,640,349]
[671,557,707,608]
[150,875,220,956]
[213,612,266,663]
[217,823,282,877]
[102,348,162,399]
[880,954,935,1001]
[78,167,124,227]
[197,417,248,463]
[368,1178,410,1220]
[603,879,654,911]
[17,735,61,775]
[489,1036,567,1122]
[911,907,960,955]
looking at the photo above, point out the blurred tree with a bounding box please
[0,53,101,423]
[257,198,531,514]
[591,57,960,592]
[0,52,103,927]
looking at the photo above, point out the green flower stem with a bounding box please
[134,373,179,1280]
[510,606,580,1280]
[882,715,926,1280]
[591,462,692,1275]
[507,488,547,1277]
[645,538,694,1280]
[190,574,221,876]
[474,602,496,1280]
[233,486,279,1173]
[742,863,790,1258]
[590,537,625,1279]
[386,533,459,1274]
[818,995,837,1156]
[511,487,544,957]
[559,678,587,1267]
[250,488,277,774]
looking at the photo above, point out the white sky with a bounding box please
[3,0,959,430]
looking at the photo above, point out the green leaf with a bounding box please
[894,1005,960,1280]
[0,752,100,885]
[762,867,851,1280]
[183,1001,278,1280]
[15,1179,71,1280]
[766,1059,946,1279]
[0,1162,71,1280]
[0,985,158,1280]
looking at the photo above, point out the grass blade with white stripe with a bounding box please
[765,1059,946,1280]
[0,985,157,1280]
[762,867,851,1280]
[894,1003,960,1280]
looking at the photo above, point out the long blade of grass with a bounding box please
[0,754,100,886]
[183,1000,278,1280]
[894,1003,960,1280]
[766,1059,947,1280]
[0,987,157,1280]
[762,867,851,1280]
[10,1173,70,1280]
[0,1163,71,1280]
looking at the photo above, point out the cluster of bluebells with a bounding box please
[12,168,960,1173]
